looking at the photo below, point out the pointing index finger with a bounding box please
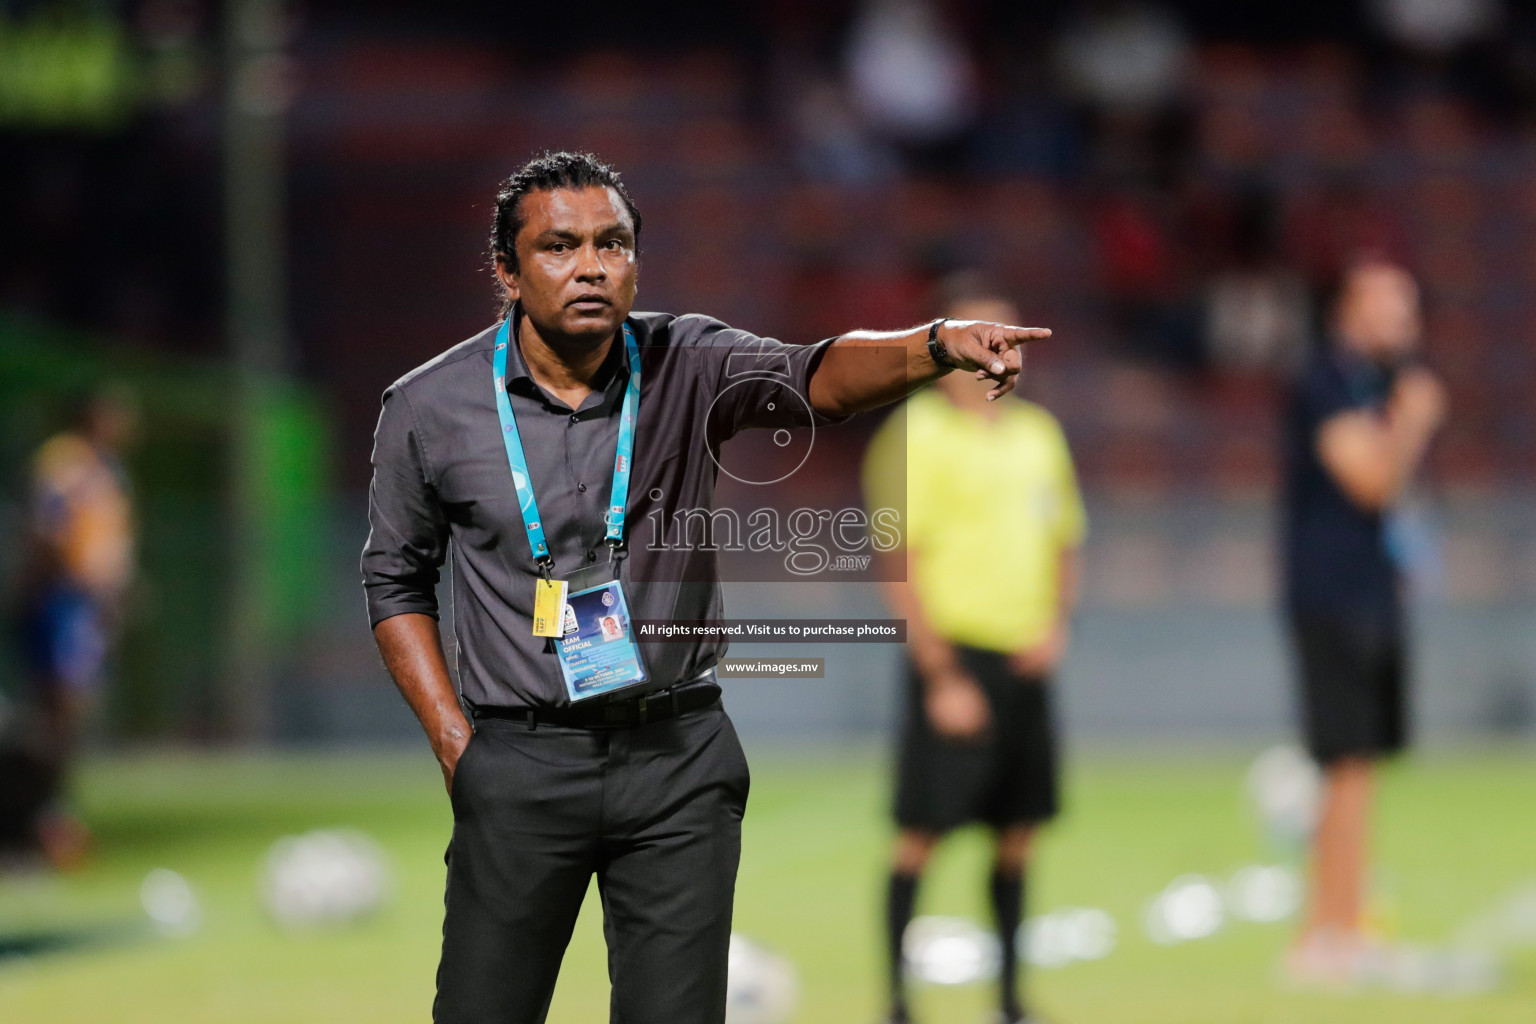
[996,325,1051,344]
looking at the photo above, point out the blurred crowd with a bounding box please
[2,0,1533,877]
[4,0,1535,501]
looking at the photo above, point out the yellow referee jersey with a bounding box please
[863,389,1086,653]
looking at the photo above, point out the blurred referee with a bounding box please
[1282,257,1445,981]
[864,274,1085,1024]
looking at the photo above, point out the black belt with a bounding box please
[474,682,722,730]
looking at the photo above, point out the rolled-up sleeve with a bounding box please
[678,315,847,440]
[361,384,448,627]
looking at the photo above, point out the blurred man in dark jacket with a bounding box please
[1281,258,1444,982]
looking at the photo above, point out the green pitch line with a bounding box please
[0,746,1533,1023]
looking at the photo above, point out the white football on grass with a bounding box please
[261,829,391,929]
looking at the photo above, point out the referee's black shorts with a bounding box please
[1290,608,1408,766]
[894,645,1060,834]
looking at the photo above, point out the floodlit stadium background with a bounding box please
[2,2,1534,1022]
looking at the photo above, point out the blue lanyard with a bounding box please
[492,318,640,571]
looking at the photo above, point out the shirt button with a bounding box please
[578,482,587,492]
[569,413,579,424]
[587,551,597,562]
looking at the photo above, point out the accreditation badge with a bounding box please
[553,560,649,702]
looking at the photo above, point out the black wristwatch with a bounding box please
[926,318,956,371]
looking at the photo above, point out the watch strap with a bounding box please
[926,318,956,370]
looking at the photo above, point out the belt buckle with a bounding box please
[635,688,673,727]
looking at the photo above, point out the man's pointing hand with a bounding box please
[935,321,1051,401]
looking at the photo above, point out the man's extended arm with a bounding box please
[808,320,1050,418]
[375,613,471,795]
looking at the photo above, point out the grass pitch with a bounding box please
[0,743,1533,1023]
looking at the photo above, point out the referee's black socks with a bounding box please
[887,867,1029,1022]
[885,870,920,1021]
[991,867,1027,1021]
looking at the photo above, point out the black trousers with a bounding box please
[435,703,750,1024]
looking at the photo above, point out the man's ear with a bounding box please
[494,254,520,302]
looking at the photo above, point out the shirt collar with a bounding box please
[503,302,628,406]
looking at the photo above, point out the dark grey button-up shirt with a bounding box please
[362,309,839,708]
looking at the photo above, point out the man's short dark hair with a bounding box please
[490,151,643,275]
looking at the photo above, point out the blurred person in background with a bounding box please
[1282,257,1445,983]
[1,389,138,868]
[864,274,1085,1024]
[845,0,980,174]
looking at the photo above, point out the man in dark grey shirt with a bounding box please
[363,302,838,707]
[362,151,1047,1024]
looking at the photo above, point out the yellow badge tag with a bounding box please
[532,578,568,638]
